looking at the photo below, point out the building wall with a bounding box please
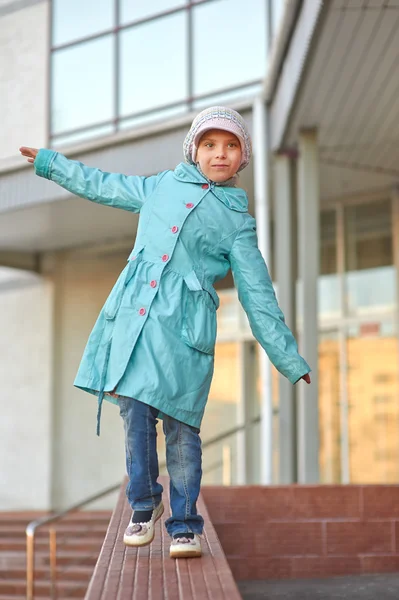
[0,240,135,511]
[50,244,130,510]
[0,0,50,511]
[0,269,53,509]
[0,0,48,161]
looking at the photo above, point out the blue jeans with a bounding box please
[118,396,204,537]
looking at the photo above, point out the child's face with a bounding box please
[196,129,242,182]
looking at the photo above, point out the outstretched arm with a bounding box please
[20,147,38,163]
[229,217,311,385]
[20,146,163,213]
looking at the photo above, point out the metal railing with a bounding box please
[26,415,260,599]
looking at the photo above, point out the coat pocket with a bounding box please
[104,247,143,320]
[181,270,218,355]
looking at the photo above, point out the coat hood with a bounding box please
[173,163,248,213]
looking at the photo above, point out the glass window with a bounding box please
[120,0,186,24]
[52,37,114,135]
[321,210,337,275]
[118,104,188,131]
[52,125,115,149]
[345,200,394,315]
[193,0,267,96]
[318,330,341,483]
[270,0,285,40]
[319,210,340,319]
[298,210,340,324]
[192,83,262,109]
[202,342,240,484]
[52,0,114,46]
[347,321,399,483]
[119,13,187,116]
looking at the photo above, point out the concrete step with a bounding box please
[0,511,108,600]
[0,512,111,527]
[0,538,103,552]
[0,511,111,520]
[0,565,93,581]
[0,524,107,538]
[1,550,98,568]
[0,595,80,600]
[0,597,74,600]
[0,594,73,600]
[0,579,87,597]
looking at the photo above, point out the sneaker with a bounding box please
[170,533,202,558]
[123,501,164,547]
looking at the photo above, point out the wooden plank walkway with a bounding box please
[85,477,242,600]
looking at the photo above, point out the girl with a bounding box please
[20,106,311,559]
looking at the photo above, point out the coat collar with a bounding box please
[173,163,248,213]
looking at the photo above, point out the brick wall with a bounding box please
[202,485,399,580]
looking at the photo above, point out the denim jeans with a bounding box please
[118,396,204,537]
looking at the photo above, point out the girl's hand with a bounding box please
[301,373,311,384]
[19,146,38,164]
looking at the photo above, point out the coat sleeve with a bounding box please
[33,149,163,213]
[228,218,311,384]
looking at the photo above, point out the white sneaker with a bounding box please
[170,534,202,558]
[123,501,164,547]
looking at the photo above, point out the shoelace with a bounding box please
[174,536,193,544]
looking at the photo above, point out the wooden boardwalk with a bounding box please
[85,477,242,600]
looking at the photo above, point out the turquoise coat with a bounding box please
[34,150,310,434]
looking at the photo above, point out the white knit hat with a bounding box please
[183,106,252,172]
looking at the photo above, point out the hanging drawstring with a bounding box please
[96,340,112,436]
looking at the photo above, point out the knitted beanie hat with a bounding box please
[183,106,252,172]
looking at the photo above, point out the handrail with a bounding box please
[26,414,261,599]
[26,482,122,600]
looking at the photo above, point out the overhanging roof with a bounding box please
[269,0,399,201]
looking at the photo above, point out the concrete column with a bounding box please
[297,129,320,483]
[252,96,273,484]
[236,341,258,484]
[274,152,297,483]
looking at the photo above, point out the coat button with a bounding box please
[131,255,136,260]
[139,308,146,316]
[202,184,209,189]
[171,226,179,233]
[186,203,194,209]
[162,254,169,262]
[150,280,157,288]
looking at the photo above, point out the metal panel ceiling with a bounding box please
[281,0,399,201]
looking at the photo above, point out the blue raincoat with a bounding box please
[34,150,310,434]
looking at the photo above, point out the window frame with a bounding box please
[49,0,265,145]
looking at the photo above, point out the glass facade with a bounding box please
[347,322,399,484]
[205,196,398,486]
[318,197,398,484]
[52,37,114,134]
[51,0,268,144]
[345,200,395,315]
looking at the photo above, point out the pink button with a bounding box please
[186,203,194,209]
[131,255,136,260]
[162,254,169,262]
[202,184,209,189]
[150,280,157,288]
[139,308,146,316]
[171,226,179,234]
